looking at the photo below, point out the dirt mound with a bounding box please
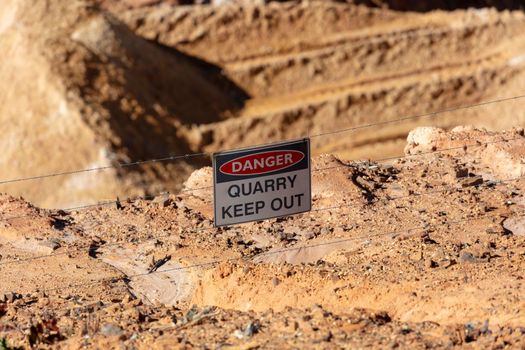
[1,127,524,348]
[405,125,525,179]
[0,0,245,208]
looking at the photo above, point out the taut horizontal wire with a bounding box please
[1,168,523,267]
[6,208,519,296]
[0,94,523,186]
[1,134,519,223]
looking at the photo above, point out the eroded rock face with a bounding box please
[355,0,525,11]
[114,0,525,163]
[4,0,525,211]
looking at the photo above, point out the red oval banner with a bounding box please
[219,150,305,176]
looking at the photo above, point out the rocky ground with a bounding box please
[0,127,524,349]
[1,0,525,348]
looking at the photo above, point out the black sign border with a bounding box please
[213,138,311,227]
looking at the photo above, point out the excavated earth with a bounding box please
[117,0,525,160]
[1,0,525,348]
[0,127,525,349]
[0,0,244,208]
[2,0,525,208]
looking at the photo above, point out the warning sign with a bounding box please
[213,139,311,226]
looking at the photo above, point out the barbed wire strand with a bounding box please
[2,208,519,298]
[1,22,525,341]
[1,208,521,342]
[0,94,523,187]
[172,135,525,194]
[0,134,521,225]
[1,166,523,268]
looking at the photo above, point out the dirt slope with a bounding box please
[0,127,524,348]
[0,0,245,208]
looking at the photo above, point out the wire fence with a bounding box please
[0,90,524,326]
[1,207,520,298]
[0,185,516,339]
[1,144,523,268]
[1,17,525,348]
[0,108,522,269]
[0,177,522,343]
[0,134,521,223]
[0,94,523,187]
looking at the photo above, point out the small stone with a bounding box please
[502,217,525,236]
[480,320,490,335]
[243,321,260,337]
[442,259,457,269]
[355,176,375,190]
[400,324,412,335]
[101,323,123,337]
[40,238,61,251]
[454,167,469,178]
[320,227,332,235]
[425,259,438,268]
[151,194,172,207]
[410,250,423,262]
[303,232,315,240]
[459,251,477,264]
[123,308,141,322]
[233,329,244,339]
[122,294,133,304]
[464,322,481,342]
[311,304,330,319]
[184,306,199,323]
[271,277,280,287]
[3,292,21,303]
[319,331,333,342]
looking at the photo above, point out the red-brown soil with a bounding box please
[1,127,524,348]
[1,1,525,347]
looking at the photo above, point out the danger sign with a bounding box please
[213,139,311,226]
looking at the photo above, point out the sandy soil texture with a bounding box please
[1,1,525,348]
[0,127,524,348]
[2,0,525,207]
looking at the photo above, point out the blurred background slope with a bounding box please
[1,0,525,207]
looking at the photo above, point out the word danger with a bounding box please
[221,175,304,219]
[220,150,304,176]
